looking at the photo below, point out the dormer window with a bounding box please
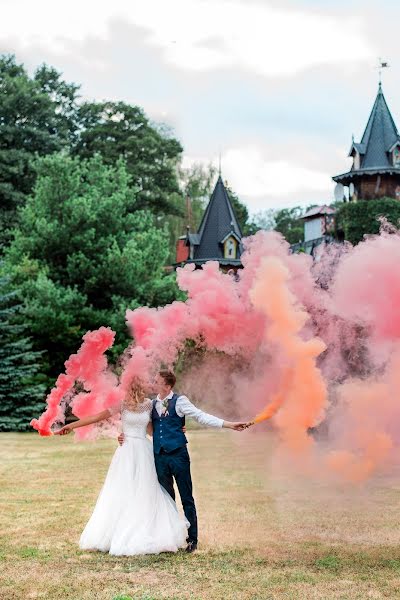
[224,236,237,259]
[393,145,400,167]
[352,150,360,170]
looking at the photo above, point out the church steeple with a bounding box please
[176,175,243,270]
[333,85,400,200]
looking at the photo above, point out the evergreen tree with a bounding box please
[0,273,45,431]
[5,154,179,376]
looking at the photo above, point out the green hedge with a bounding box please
[336,198,400,245]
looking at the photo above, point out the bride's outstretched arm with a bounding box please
[54,410,112,435]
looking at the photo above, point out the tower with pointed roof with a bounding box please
[175,175,243,270]
[333,84,400,200]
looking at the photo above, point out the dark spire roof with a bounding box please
[333,85,400,183]
[357,83,400,169]
[191,175,243,264]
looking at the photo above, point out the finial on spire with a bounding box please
[218,152,222,177]
[377,57,389,86]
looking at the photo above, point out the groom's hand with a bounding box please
[223,421,250,431]
[117,433,125,446]
[232,422,249,431]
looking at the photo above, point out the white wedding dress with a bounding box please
[79,399,188,555]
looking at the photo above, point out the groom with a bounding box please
[118,369,248,553]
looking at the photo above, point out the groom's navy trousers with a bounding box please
[152,396,198,544]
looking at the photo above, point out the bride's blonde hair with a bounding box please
[123,378,146,411]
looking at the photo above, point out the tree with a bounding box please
[72,101,183,216]
[223,184,262,236]
[5,154,179,376]
[335,198,400,245]
[247,209,277,233]
[0,272,45,431]
[162,163,217,263]
[178,162,217,230]
[34,63,80,146]
[274,207,304,244]
[226,187,248,234]
[0,54,79,242]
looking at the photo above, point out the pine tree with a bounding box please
[5,154,179,377]
[0,274,45,431]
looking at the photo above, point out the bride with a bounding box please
[55,379,188,556]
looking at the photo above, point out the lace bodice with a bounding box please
[109,398,152,439]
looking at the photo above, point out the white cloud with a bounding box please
[1,0,374,77]
[183,144,333,212]
[2,0,394,212]
[133,0,374,76]
[223,147,330,196]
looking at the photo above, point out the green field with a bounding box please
[1,430,400,599]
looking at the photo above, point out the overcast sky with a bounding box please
[1,0,399,213]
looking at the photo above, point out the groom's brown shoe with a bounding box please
[185,541,197,553]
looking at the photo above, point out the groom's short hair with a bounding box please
[159,369,176,388]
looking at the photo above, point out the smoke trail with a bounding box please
[31,327,118,436]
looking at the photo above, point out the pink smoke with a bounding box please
[30,227,400,483]
[333,230,400,347]
[31,327,118,436]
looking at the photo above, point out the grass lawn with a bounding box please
[2,429,400,599]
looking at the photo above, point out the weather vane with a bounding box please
[378,58,390,84]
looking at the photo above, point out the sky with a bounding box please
[1,0,399,214]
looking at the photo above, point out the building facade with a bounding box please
[333,84,400,201]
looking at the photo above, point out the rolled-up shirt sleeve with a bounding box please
[176,395,224,428]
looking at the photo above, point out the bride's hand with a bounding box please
[54,424,74,435]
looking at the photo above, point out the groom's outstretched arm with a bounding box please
[176,396,248,430]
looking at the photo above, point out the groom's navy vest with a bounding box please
[152,393,187,454]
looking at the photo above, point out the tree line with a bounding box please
[0,54,274,429]
[3,53,392,430]
[0,54,194,428]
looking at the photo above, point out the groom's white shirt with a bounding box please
[155,391,224,428]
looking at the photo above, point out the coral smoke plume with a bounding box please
[249,256,327,452]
